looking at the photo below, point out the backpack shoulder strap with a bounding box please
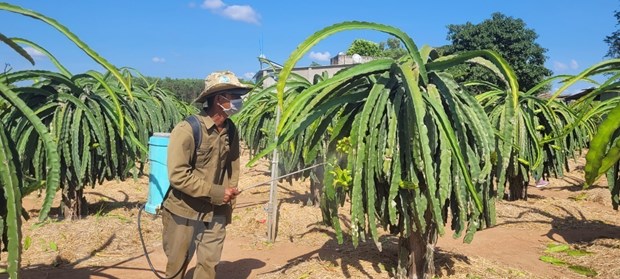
[185,115,203,167]
[162,115,202,209]
[226,118,236,142]
[224,119,236,178]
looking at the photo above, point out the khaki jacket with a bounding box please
[163,112,239,224]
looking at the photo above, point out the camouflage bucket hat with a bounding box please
[194,70,252,103]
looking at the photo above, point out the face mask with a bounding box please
[218,96,243,116]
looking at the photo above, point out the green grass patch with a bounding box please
[539,255,567,266]
[566,249,592,257]
[568,265,598,277]
[541,242,597,277]
[569,192,588,201]
[23,235,32,251]
[545,243,570,253]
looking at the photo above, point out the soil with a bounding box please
[1,150,620,279]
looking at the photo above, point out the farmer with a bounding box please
[162,70,250,278]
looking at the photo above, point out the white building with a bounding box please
[253,53,376,87]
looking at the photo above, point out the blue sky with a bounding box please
[0,1,617,91]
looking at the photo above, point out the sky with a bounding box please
[0,1,617,92]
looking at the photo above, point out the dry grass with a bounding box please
[14,177,161,270]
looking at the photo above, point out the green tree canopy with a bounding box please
[605,9,620,58]
[379,37,407,59]
[347,39,382,56]
[346,37,407,59]
[442,12,553,92]
[137,77,203,103]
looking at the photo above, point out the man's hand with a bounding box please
[223,187,240,204]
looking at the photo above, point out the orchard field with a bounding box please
[1,148,618,279]
[2,3,620,279]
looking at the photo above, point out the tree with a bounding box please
[576,60,620,209]
[605,10,620,58]
[380,37,407,59]
[253,21,507,279]
[137,77,203,103]
[309,61,322,67]
[235,72,327,206]
[347,39,382,56]
[443,12,553,92]
[346,37,407,59]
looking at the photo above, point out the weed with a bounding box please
[569,192,588,201]
[49,241,58,252]
[106,213,131,223]
[540,242,597,277]
[23,236,32,251]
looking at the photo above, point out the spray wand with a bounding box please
[237,162,326,193]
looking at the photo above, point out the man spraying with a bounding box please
[162,71,250,278]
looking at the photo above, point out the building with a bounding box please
[559,88,620,102]
[253,53,376,87]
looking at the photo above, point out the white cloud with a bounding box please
[553,59,579,72]
[553,61,567,71]
[569,59,579,69]
[24,47,46,60]
[152,57,166,63]
[200,0,260,24]
[244,72,255,79]
[222,5,259,24]
[309,51,331,61]
[201,0,224,9]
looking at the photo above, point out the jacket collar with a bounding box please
[198,110,229,133]
[198,110,216,130]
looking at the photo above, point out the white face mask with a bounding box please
[218,96,243,116]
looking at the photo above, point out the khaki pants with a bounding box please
[162,209,227,279]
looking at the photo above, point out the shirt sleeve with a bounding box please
[167,121,225,203]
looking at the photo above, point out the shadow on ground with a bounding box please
[257,226,472,279]
[498,203,620,243]
[0,235,153,279]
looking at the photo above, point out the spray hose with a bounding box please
[138,205,190,279]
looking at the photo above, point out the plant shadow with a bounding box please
[0,234,156,279]
[26,190,142,220]
[498,203,620,243]
[258,226,471,278]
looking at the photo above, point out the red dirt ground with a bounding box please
[2,152,620,279]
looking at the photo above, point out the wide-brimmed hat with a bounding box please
[194,71,252,103]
